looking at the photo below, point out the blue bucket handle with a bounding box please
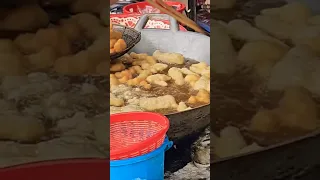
[164,137,173,151]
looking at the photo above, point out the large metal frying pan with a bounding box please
[131,14,210,141]
[211,0,320,179]
[211,130,320,179]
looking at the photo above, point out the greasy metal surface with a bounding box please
[132,14,210,140]
[211,130,320,179]
[167,105,209,141]
[132,14,210,64]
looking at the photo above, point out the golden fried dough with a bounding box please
[2,5,49,31]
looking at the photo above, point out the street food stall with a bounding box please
[0,0,211,180]
[110,0,211,179]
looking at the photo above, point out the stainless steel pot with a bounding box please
[131,14,210,141]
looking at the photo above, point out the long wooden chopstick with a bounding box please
[146,0,209,36]
[148,0,207,34]
[155,0,201,28]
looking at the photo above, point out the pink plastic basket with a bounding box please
[123,1,186,14]
[110,112,170,160]
[110,13,187,31]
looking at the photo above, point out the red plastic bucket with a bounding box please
[123,1,186,14]
[0,159,109,180]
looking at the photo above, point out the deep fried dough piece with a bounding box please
[177,102,192,112]
[34,28,72,56]
[96,61,108,75]
[153,50,184,64]
[188,89,210,104]
[0,114,45,142]
[2,5,49,31]
[146,74,171,86]
[72,13,101,28]
[180,67,197,75]
[0,53,25,76]
[139,95,178,111]
[110,39,117,48]
[277,86,319,130]
[168,67,184,85]
[59,18,83,41]
[0,39,19,53]
[249,109,280,133]
[194,76,210,92]
[110,30,123,39]
[54,51,89,75]
[185,74,200,87]
[114,39,127,53]
[27,46,56,71]
[110,63,125,72]
[110,93,124,107]
[14,33,38,54]
[67,51,90,75]
[190,62,209,75]
[150,63,168,73]
[214,126,247,158]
